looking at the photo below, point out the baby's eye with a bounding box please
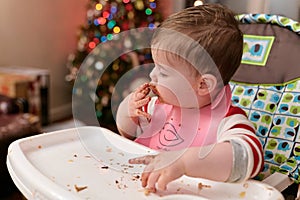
[155,65,168,77]
[159,72,168,77]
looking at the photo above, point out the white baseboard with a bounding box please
[49,103,73,122]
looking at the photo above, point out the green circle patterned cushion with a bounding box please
[229,80,300,183]
[236,14,300,35]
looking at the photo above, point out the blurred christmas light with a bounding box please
[95,3,103,10]
[73,88,82,96]
[107,14,113,20]
[100,36,107,42]
[135,0,144,10]
[93,38,100,44]
[95,61,104,70]
[88,41,96,49]
[127,11,134,19]
[123,0,130,3]
[103,11,110,18]
[101,96,109,106]
[145,8,152,15]
[95,32,101,38]
[124,38,132,48]
[148,23,155,29]
[149,2,156,9]
[113,26,121,33]
[87,10,94,18]
[112,63,119,71]
[107,34,113,40]
[110,6,117,14]
[94,19,100,26]
[107,20,116,29]
[125,4,133,11]
[122,22,129,30]
[98,17,107,25]
[80,75,88,82]
[194,0,204,6]
[85,56,95,66]
[96,110,102,117]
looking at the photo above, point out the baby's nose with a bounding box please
[149,68,157,82]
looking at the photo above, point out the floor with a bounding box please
[2,192,25,200]
[282,183,298,199]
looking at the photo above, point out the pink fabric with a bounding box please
[135,85,232,151]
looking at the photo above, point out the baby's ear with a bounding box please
[196,74,217,96]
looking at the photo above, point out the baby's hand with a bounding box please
[128,83,151,120]
[129,151,185,191]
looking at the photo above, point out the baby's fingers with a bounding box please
[134,109,151,120]
[129,155,156,165]
[136,83,150,92]
[130,97,151,119]
[134,83,150,100]
[133,96,150,108]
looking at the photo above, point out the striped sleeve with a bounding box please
[217,106,264,183]
[141,96,157,116]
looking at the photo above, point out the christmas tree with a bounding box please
[66,0,162,132]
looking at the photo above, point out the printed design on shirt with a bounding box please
[159,122,184,147]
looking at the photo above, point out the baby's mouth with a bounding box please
[149,83,159,96]
[149,83,164,103]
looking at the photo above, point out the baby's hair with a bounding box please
[152,4,243,85]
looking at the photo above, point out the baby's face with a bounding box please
[149,52,201,108]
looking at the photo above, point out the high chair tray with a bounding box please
[7,126,283,200]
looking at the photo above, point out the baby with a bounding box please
[116,4,263,192]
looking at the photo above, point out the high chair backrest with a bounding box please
[229,14,300,184]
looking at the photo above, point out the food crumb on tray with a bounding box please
[115,179,129,190]
[106,147,112,152]
[74,184,88,192]
[140,188,156,196]
[239,191,246,198]
[243,183,249,188]
[198,182,211,190]
[131,175,140,181]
